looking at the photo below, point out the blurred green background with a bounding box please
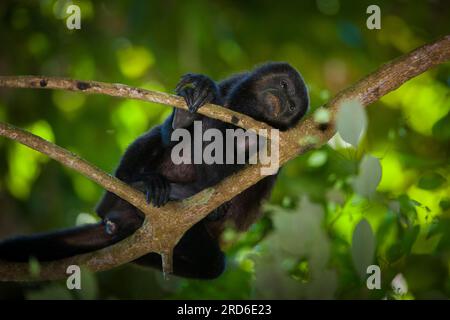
[0,0,449,299]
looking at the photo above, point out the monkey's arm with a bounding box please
[96,123,170,215]
[171,73,224,129]
[218,73,248,98]
[172,72,249,130]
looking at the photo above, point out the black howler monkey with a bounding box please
[0,62,309,279]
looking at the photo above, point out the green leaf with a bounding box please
[75,213,98,226]
[418,172,446,190]
[386,225,420,262]
[351,219,375,279]
[77,267,98,300]
[313,108,331,124]
[254,197,337,299]
[336,99,367,147]
[387,243,404,262]
[432,111,450,140]
[402,225,420,254]
[353,155,382,197]
[307,150,328,167]
[439,199,450,211]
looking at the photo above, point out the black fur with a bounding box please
[0,62,309,279]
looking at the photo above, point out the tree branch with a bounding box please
[0,76,273,134]
[0,35,448,281]
[0,122,153,216]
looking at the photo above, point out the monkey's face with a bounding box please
[251,63,310,130]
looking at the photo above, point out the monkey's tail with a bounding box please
[0,222,117,262]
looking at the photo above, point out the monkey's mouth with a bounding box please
[262,90,282,117]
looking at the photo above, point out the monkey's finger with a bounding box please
[190,90,210,113]
[195,77,213,95]
[148,179,157,206]
[160,179,168,206]
[156,177,166,207]
[190,80,212,111]
[163,182,171,205]
[176,74,211,94]
[179,88,196,112]
[151,179,162,207]
[142,174,153,204]
[146,188,152,204]
[186,89,196,110]
[147,184,155,205]
[197,78,217,103]
[157,178,166,207]
[191,80,207,99]
[175,74,196,92]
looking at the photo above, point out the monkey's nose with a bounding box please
[263,92,281,117]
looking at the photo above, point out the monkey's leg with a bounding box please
[0,209,143,262]
[134,221,225,279]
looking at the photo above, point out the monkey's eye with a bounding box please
[280,80,288,90]
[289,103,296,111]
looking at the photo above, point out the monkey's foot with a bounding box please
[206,201,231,221]
[141,173,171,207]
[175,74,221,113]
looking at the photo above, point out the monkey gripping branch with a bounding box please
[0,35,448,281]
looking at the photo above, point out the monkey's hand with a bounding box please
[206,201,231,221]
[136,172,171,208]
[175,74,221,113]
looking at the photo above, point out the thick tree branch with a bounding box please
[0,35,448,281]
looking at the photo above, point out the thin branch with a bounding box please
[0,122,153,216]
[0,76,273,134]
[0,35,449,281]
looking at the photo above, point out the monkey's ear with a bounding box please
[172,109,199,129]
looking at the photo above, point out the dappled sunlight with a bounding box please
[381,74,450,135]
[116,45,155,79]
[6,120,54,199]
